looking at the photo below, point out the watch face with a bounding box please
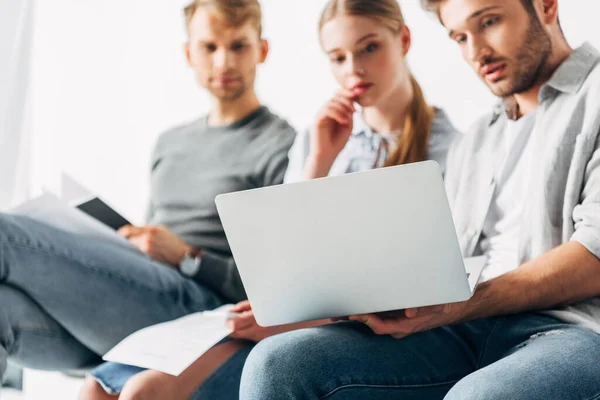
[180,255,200,276]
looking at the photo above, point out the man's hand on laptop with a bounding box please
[118,225,192,266]
[345,301,470,339]
[227,301,331,342]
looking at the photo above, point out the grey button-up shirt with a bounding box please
[446,43,600,332]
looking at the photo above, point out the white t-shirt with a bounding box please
[479,111,537,282]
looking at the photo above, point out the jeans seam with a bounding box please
[9,242,173,297]
[10,328,83,356]
[0,229,7,282]
[320,380,460,399]
[584,391,600,400]
[475,317,500,370]
[0,329,13,355]
[15,328,74,337]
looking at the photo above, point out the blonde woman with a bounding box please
[284,0,460,184]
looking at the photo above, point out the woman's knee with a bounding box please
[119,370,184,400]
[118,374,157,400]
[79,377,115,400]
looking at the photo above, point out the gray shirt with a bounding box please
[284,108,461,183]
[148,106,297,302]
[445,43,600,332]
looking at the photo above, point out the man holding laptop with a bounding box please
[237,0,600,398]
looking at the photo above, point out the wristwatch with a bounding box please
[179,249,202,277]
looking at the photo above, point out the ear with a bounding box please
[400,25,412,56]
[539,0,559,25]
[184,42,193,67]
[259,39,269,64]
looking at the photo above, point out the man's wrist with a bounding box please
[178,248,203,277]
[186,247,203,259]
[176,245,197,264]
[462,278,508,322]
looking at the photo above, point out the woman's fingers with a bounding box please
[323,103,352,126]
[331,96,355,115]
[336,88,357,101]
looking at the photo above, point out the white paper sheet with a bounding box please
[103,305,238,376]
[464,256,487,293]
[9,192,139,254]
[59,172,94,203]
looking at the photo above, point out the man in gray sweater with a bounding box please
[0,0,296,391]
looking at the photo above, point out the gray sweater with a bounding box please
[147,106,297,302]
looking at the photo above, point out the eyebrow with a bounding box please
[326,33,378,54]
[448,6,502,38]
[198,37,249,45]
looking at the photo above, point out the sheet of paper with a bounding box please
[59,172,94,203]
[464,256,487,293]
[9,192,139,254]
[103,305,237,376]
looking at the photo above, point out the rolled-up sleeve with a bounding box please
[572,133,600,259]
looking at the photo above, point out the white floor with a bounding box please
[2,370,83,400]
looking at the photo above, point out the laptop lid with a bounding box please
[216,161,474,327]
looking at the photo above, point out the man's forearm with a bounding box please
[466,241,600,321]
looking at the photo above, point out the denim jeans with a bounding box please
[0,213,223,379]
[240,314,600,400]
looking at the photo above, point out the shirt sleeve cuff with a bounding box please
[571,228,600,259]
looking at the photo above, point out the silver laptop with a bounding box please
[216,161,484,327]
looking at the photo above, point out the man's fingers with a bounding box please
[349,314,385,333]
[350,314,413,336]
[392,332,409,340]
[376,310,407,320]
[331,316,350,322]
[228,325,262,342]
[231,301,252,313]
[129,234,153,252]
[228,330,246,340]
[227,311,254,331]
[117,225,137,238]
[405,305,446,319]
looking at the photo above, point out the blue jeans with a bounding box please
[240,314,600,399]
[0,213,223,379]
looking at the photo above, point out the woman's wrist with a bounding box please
[303,153,336,180]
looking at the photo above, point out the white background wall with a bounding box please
[30,0,600,223]
[0,0,33,208]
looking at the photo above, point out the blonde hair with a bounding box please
[320,0,435,166]
[184,0,262,36]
